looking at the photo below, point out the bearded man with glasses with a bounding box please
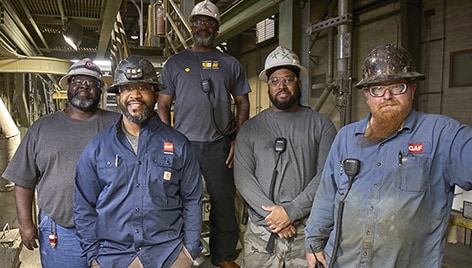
[305,44,472,268]
[2,58,120,267]
[234,46,336,267]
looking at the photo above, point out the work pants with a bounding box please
[38,210,88,268]
[191,137,240,265]
[243,221,307,268]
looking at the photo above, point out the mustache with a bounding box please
[74,89,90,94]
[379,100,400,108]
[275,89,291,96]
[126,100,145,106]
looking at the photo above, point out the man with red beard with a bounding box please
[234,46,336,267]
[158,1,251,267]
[306,44,472,268]
[2,58,120,267]
[74,56,203,268]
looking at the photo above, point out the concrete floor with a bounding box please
[17,246,242,268]
[17,242,471,267]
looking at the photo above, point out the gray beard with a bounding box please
[193,32,215,47]
[120,103,152,124]
[68,92,99,112]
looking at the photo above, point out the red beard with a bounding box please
[365,101,408,141]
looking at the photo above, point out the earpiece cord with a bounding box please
[194,50,238,136]
[328,176,354,268]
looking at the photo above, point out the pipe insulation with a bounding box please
[0,97,20,191]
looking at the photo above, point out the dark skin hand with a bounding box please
[14,185,38,250]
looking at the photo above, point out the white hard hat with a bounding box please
[189,0,220,25]
[59,58,106,90]
[259,46,307,82]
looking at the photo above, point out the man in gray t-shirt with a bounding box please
[2,59,120,268]
[158,2,250,267]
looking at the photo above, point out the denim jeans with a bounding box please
[38,210,88,268]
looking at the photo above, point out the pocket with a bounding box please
[148,155,180,206]
[37,210,50,231]
[396,155,431,192]
[182,246,193,261]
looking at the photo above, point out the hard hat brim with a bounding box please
[108,81,166,93]
[259,63,308,82]
[355,72,425,89]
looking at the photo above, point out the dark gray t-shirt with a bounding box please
[2,109,120,227]
[160,49,251,142]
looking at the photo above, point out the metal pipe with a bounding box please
[0,97,20,191]
[336,0,352,126]
[130,0,144,46]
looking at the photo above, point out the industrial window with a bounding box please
[256,18,275,44]
[450,49,472,87]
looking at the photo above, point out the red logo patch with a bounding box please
[408,143,423,153]
[164,142,174,154]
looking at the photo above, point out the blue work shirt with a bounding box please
[74,115,203,268]
[305,109,472,267]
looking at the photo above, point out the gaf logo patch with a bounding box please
[164,142,174,154]
[408,143,424,153]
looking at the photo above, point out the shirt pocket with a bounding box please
[96,159,126,190]
[396,154,431,192]
[148,155,180,206]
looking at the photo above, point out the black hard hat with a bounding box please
[108,56,166,93]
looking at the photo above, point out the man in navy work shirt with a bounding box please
[305,44,472,268]
[74,56,203,268]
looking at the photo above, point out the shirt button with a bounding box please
[137,247,142,251]
[136,183,140,187]
[376,162,381,166]
[135,229,139,233]
[370,205,374,210]
[374,184,378,188]
[135,207,140,212]
[138,161,142,165]
[366,231,370,235]
[363,251,367,256]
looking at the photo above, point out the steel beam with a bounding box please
[0,57,71,75]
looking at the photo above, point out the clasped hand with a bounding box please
[262,205,296,238]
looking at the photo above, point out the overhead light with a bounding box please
[63,21,83,50]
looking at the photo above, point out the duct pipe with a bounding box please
[0,97,20,191]
[336,0,352,126]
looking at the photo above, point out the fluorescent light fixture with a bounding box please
[63,21,83,50]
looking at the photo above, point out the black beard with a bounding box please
[119,101,153,124]
[67,90,100,112]
[269,89,300,111]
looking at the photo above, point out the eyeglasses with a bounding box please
[71,77,101,88]
[191,18,218,28]
[118,85,154,94]
[368,83,408,97]
[268,76,298,87]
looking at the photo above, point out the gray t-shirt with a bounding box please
[160,49,251,142]
[2,109,120,227]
